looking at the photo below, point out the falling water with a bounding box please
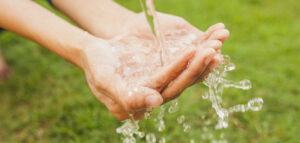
[139,0,167,65]
[202,55,263,130]
[115,0,263,143]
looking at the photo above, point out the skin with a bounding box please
[0,0,229,120]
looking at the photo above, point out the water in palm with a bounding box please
[116,0,263,143]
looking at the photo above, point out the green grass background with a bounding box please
[0,0,299,142]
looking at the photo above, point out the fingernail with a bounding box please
[216,23,225,28]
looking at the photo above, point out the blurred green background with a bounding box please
[0,0,299,142]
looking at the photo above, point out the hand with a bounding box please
[80,35,218,120]
[110,12,230,101]
[46,0,229,120]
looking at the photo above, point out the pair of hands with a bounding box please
[80,13,230,120]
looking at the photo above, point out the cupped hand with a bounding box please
[113,12,230,101]
[80,34,218,120]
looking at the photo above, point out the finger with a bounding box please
[92,91,130,121]
[133,110,146,120]
[192,54,223,85]
[113,112,130,121]
[191,41,222,85]
[192,23,225,45]
[115,108,146,121]
[202,40,223,51]
[86,77,128,120]
[208,29,230,42]
[145,48,195,91]
[93,74,162,120]
[201,23,225,42]
[120,86,163,112]
[162,48,216,102]
[114,109,146,121]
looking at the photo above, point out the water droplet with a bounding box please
[145,108,153,120]
[137,132,145,138]
[158,120,165,132]
[168,101,179,113]
[223,79,252,90]
[229,104,248,113]
[248,97,263,111]
[123,137,136,143]
[177,115,185,124]
[225,63,235,71]
[215,119,228,129]
[202,92,209,99]
[240,80,252,90]
[183,123,191,132]
[159,137,166,143]
[146,133,156,143]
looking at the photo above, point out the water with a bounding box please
[156,106,166,132]
[116,118,145,143]
[177,115,185,124]
[146,133,156,143]
[202,56,264,130]
[168,100,179,113]
[115,0,264,142]
[139,0,167,65]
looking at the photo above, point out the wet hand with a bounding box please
[115,12,230,102]
[80,38,208,120]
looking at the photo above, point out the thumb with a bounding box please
[144,88,163,108]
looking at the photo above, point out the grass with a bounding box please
[0,0,299,142]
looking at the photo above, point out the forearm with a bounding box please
[0,0,94,68]
[51,0,136,39]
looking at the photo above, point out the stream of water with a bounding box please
[139,0,167,65]
[115,0,263,143]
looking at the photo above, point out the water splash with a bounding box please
[145,108,153,120]
[177,115,185,124]
[203,55,263,129]
[115,0,264,142]
[139,0,167,65]
[146,133,156,143]
[116,119,145,143]
[183,123,191,132]
[114,33,264,143]
[157,106,166,132]
[168,100,179,113]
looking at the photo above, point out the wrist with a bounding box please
[76,34,110,71]
[87,2,138,39]
[64,31,96,69]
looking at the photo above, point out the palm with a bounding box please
[82,12,230,120]
[81,38,196,120]
[117,12,230,100]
